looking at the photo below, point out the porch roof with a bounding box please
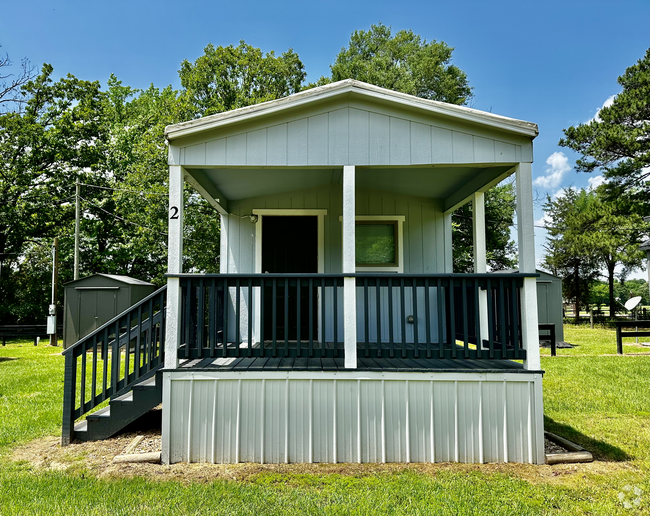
[165,79,538,141]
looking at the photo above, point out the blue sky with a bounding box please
[1,0,648,277]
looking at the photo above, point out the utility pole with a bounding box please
[49,237,59,346]
[74,180,80,280]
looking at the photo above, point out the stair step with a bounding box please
[86,406,111,420]
[113,392,134,403]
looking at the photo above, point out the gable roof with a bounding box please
[64,273,154,287]
[165,79,538,141]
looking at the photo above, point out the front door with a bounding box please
[262,216,318,341]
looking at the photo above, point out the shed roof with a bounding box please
[640,239,650,251]
[64,273,154,287]
[165,79,538,141]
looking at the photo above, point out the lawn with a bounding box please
[0,331,649,515]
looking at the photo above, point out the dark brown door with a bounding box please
[262,216,318,341]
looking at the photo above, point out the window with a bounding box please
[341,215,405,272]
[355,222,398,267]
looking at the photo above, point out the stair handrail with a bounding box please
[62,285,167,445]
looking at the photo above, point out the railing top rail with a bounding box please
[62,285,167,356]
[166,272,539,279]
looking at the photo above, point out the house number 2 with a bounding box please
[169,206,179,220]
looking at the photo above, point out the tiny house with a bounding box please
[62,80,544,465]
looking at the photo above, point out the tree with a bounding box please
[0,45,36,111]
[327,23,472,105]
[560,49,650,212]
[452,181,518,272]
[178,41,306,118]
[541,188,601,322]
[0,64,107,323]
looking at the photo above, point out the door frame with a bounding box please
[252,209,327,343]
[252,209,327,274]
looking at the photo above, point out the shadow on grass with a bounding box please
[544,416,632,462]
[0,357,18,362]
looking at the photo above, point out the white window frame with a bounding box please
[340,215,405,273]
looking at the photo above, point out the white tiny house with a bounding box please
[62,80,544,465]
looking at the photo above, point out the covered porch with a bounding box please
[159,80,542,464]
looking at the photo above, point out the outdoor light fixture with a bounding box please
[250,214,259,223]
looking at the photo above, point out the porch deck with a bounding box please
[179,354,532,373]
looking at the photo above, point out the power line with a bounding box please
[78,182,168,196]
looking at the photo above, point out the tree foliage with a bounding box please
[179,41,306,118]
[452,182,517,272]
[540,187,646,319]
[560,49,650,211]
[328,23,472,105]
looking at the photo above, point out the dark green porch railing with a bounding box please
[61,286,167,445]
[171,273,534,362]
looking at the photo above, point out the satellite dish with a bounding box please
[624,296,642,311]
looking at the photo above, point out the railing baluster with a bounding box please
[147,297,154,372]
[333,279,338,357]
[449,279,456,359]
[400,278,406,358]
[223,278,229,357]
[388,278,394,358]
[487,278,494,359]
[125,311,131,383]
[209,278,216,358]
[197,278,205,359]
[272,278,277,357]
[412,278,419,358]
[136,306,142,377]
[284,278,289,357]
[91,334,98,402]
[80,343,87,412]
[248,278,253,356]
[296,278,302,357]
[101,327,108,402]
[462,278,469,359]
[235,278,241,358]
[111,320,119,397]
[183,280,191,353]
[308,278,314,357]
[474,279,482,359]
[376,278,382,358]
[260,278,266,357]
[437,278,444,358]
[424,278,431,358]
[364,278,369,358]
[320,278,326,358]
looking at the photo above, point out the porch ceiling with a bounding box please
[185,163,515,208]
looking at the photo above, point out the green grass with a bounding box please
[1,333,650,515]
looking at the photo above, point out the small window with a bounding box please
[355,221,398,267]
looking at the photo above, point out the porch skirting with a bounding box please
[162,370,544,465]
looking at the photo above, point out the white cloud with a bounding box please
[533,152,572,189]
[587,175,607,190]
[535,212,552,228]
[589,94,616,123]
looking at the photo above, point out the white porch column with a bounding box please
[516,163,540,370]
[165,164,184,371]
[342,165,357,369]
[443,211,453,273]
[473,192,489,345]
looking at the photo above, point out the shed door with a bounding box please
[537,283,549,324]
[262,216,318,341]
[78,289,118,338]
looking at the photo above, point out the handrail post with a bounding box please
[342,165,357,369]
[61,351,77,446]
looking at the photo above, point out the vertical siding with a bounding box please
[168,373,543,465]
[181,107,531,167]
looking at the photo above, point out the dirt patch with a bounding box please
[10,432,636,485]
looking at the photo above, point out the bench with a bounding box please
[615,321,650,354]
[0,325,63,346]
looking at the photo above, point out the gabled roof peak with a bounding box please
[165,79,538,141]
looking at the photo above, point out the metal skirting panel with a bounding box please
[165,370,544,465]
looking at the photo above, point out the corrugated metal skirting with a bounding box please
[165,371,544,465]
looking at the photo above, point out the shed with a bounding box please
[63,274,156,349]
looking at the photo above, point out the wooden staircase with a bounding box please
[61,286,167,445]
[73,369,162,441]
